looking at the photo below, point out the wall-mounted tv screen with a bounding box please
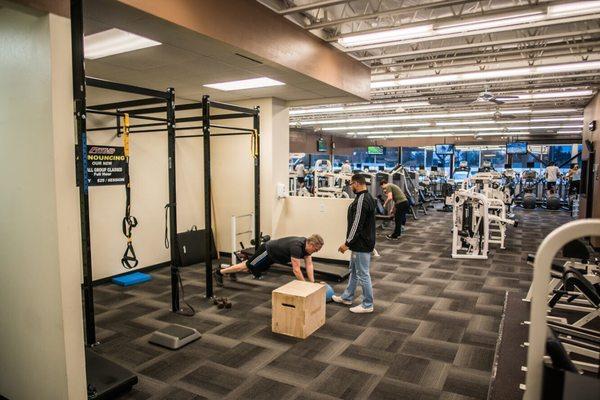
[367,145,384,155]
[435,144,455,155]
[506,141,527,154]
[317,138,327,152]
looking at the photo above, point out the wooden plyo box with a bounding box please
[272,280,326,339]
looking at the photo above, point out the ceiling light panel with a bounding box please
[84,28,161,59]
[547,1,600,17]
[371,61,600,88]
[289,101,430,116]
[204,77,285,91]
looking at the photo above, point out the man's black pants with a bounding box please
[393,201,410,237]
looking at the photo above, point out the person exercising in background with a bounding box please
[340,160,353,174]
[214,234,324,286]
[295,161,306,186]
[380,179,409,240]
[545,162,561,191]
[566,163,581,195]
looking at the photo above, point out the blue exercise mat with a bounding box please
[112,272,152,287]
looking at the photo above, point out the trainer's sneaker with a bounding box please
[331,295,352,305]
[349,304,374,314]
[213,269,224,287]
[386,234,400,240]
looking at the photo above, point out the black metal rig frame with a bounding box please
[72,0,260,346]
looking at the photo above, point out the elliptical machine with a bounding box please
[521,162,539,209]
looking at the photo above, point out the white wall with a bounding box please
[0,6,85,399]
[274,197,352,261]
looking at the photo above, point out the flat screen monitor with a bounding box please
[316,138,327,152]
[435,144,455,155]
[356,163,362,170]
[378,166,385,171]
[367,145,384,155]
[431,166,438,172]
[506,141,527,154]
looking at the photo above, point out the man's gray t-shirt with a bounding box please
[265,236,308,264]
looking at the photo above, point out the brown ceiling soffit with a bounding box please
[116,0,371,100]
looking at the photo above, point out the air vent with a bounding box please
[235,53,263,64]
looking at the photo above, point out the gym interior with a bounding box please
[1,1,600,399]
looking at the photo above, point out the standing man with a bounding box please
[333,174,377,313]
[380,179,409,240]
[545,162,561,191]
[340,160,353,174]
[566,163,581,195]
[295,161,306,187]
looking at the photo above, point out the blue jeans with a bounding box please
[341,251,374,308]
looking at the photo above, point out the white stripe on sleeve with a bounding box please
[346,193,364,243]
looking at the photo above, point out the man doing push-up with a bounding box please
[213,234,324,286]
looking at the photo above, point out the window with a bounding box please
[454,148,479,170]
[401,147,425,168]
[426,149,451,176]
[333,154,351,168]
[383,147,400,168]
[480,149,506,170]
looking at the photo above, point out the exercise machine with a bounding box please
[523,219,600,400]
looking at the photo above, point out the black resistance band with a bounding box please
[121,113,139,269]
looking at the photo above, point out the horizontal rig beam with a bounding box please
[85,77,169,100]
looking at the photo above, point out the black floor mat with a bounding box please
[92,208,574,400]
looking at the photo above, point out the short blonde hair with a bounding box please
[307,234,324,247]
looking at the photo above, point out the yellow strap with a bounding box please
[123,113,130,157]
[251,129,259,159]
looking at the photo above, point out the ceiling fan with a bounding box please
[473,89,518,105]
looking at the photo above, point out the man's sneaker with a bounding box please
[213,269,224,287]
[386,234,400,240]
[229,273,238,282]
[349,304,374,314]
[331,295,352,305]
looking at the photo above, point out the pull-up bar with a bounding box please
[86,77,169,100]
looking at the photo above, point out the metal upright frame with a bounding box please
[72,0,260,345]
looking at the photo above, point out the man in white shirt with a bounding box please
[545,162,561,190]
[295,162,306,185]
[340,160,352,174]
[566,163,581,195]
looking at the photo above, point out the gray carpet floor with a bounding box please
[91,207,574,400]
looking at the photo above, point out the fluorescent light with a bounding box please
[476,132,530,136]
[322,123,430,131]
[204,77,285,91]
[289,101,429,116]
[557,130,583,134]
[84,28,161,59]
[372,61,600,88]
[366,134,473,139]
[291,108,580,126]
[436,12,545,35]
[338,24,433,47]
[547,1,600,17]
[289,107,345,115]
[507,125,582,130]
[497,90,594,100]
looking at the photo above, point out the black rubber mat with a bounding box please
[90,207,574,400]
